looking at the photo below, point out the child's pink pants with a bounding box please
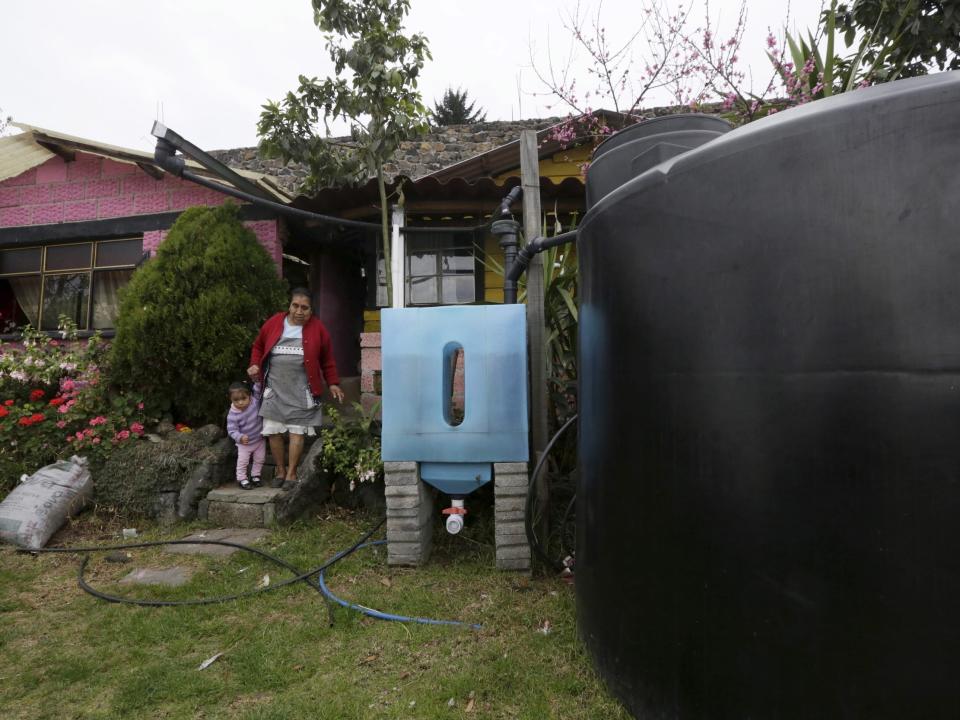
[236,438,266,482]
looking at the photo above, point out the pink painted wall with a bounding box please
[359,331,465,421]
[0,152,282,266]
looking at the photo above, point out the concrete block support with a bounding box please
[385,462,434,566]
[494,462,531,572]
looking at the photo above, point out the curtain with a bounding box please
[92,269,132,329]
[41,273,89,330]
[8,276,41,327]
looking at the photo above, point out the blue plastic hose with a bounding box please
[317,540,482,630]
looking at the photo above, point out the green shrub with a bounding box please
[319,403,382,492]
[110,204,286,424]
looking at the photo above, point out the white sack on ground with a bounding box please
[0,456,92,549]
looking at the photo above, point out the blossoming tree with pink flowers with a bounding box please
[529,0,795,153]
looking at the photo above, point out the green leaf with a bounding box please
[822,0,837,95]
[558,287,579,322]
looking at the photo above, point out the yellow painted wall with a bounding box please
[484,233,505,304]
[363,309,380,333]
[492,145,592,184]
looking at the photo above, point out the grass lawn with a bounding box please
[0,506,629,720]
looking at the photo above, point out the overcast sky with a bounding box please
[2,0,822,153]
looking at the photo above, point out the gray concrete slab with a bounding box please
[205,486,283,504]
[164,528,270,557]
[120,566,194,587]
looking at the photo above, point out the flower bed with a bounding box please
[0,320,154,497]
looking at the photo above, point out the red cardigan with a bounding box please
[249,312,340,397]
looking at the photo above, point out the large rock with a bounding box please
[177,438,234,520]
[268,437,328,523]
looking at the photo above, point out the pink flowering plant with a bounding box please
[0,318,155,495]
[766,0,880,114]
[530,0,781,167]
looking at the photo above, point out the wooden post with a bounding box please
[520,130,550,544]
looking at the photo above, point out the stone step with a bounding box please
[200,483,289,528]
[206,485,285,504]
[205,427,330,527]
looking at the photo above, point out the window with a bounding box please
[372,229,484,307]
[0,238,143,333]
[406,232,480,305]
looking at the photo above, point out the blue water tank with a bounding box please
[381,305,529,464]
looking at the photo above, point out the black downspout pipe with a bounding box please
[152,121,276,202]
[152,128,569,287]
[496,185,523,219]
[491,219,522,304]
[486,185,525,304]
[505,229,579,286]
[152,136,382,232]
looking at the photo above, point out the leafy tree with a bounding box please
[834,0,960,79]
[431,87,486,125]
[258,0,431,302]
[766,0,958,113]
[110,204,287,424]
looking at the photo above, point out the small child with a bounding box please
[226,381,264,490]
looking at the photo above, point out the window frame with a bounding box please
[0,236,143,335]
[369,226,486,308]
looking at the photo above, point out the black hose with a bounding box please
[524,413,578,572]
[19,517,385,607]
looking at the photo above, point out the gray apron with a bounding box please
[259,336,323,427]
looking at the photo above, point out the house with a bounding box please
[0,111,636,409]
[213,114,626,412]
[0,124,289,339]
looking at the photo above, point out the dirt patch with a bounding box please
[227,692,274,712]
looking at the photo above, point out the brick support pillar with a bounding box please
[360,332,382,419]
[494,462,531,572]
[384,461,434,566]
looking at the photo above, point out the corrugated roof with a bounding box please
[0,132,55,183]
[1,124,291,202]
[291,175,585,220]
[423,110,638,183]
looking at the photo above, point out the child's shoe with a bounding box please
[238,478,252,490]
[250,476,263,488]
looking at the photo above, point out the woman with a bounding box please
[248,288,344,490]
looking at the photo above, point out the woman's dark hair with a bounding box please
[290,287,312,302]
[228,381,252,396]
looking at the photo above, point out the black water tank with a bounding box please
[576,74,960,719]
[585,114,731,208]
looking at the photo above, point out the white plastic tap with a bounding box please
[444,498,466,534]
